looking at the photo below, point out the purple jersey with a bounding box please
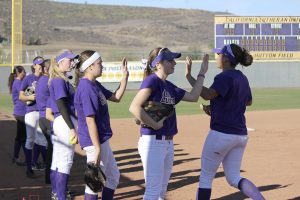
[11,79,26,116]
[74,79,113,148]
[35,75,50,118]
[49,78,75,118]
[139,73,186,136]
[20,74,40,113]
[210,70,252,135]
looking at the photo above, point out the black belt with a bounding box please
[156,135,173,140]
[140,135,173,140]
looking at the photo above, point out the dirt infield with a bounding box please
[0,109,300,200]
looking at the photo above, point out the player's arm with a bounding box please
[86,115,101,165]
[200,87,219,100]
[185,56,197,87]
[182,54,209,102]
[129,88,165,130]
[46,107,54,122]
[19,90,35,102]
[56,98,78,144]
[56,98,75,130]
[109,57,129,103]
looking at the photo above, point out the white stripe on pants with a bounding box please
[51,115,77,174]
[198,130,248,189]
[25,111,47,149]
[83,140,120,195]
[138,135,174,200]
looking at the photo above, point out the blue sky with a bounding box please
[52,0,300,16]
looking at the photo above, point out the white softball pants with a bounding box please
[51,115,77,174]
[83,140,120,195]
[24,111,47,149]
[198,130,248,189]
[138,135,174,200]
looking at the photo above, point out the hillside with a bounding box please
[0,0,229,60]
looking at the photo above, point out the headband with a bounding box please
[80,52,101,72]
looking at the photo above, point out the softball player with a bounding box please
[185,44,265,200]
[8,65,27,166]
[35,59,54,183]
[48,50,78,200]
[129,47,208,200]
[74,50,129,200]
[19,57,48,177]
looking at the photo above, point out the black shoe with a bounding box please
[26,170,35,178]
[12,158,26,166]
[51,192,58,200]
[32,162,45,171]
[16,160,26,166]
[67,189,77,196]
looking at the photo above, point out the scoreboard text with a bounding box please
[215,16,300,59]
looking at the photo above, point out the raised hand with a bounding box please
[199,54,209,76]
[185,56,192,77]
[121,57,129,79]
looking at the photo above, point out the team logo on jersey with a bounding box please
[98,91,107,106]
[160,89,175,105]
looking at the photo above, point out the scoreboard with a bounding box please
[215,16,300,59]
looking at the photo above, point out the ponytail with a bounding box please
[143,47,162,79]
[8,72,15,94]
[8,65,25,94]
[231,44,253,67]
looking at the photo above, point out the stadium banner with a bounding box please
[214,16,300,60]
[97,61,145,83]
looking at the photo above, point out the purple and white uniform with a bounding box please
[20,74,46,149]
[12,79,26,117]
[11,78,27,161]
[138,73,186,200]
[198,70,252,189]
[140,73,185,136]
[36,75,50,118]
[49,77,77,175]
[210,70,252,135]
[20,74,39,113]
[74,78,120,195]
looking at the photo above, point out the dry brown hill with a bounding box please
[0,0,229,60]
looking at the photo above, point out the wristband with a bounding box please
[197,73,205,78]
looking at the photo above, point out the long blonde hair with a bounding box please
[48,49,71,85]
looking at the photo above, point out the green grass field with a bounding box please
[1,88,299,118]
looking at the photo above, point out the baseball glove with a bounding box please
[200,103,211,116]
[84,162,106,192]
[135,101,174,127]
[24,85,35,106]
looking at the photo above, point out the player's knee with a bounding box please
[106,169,120,189]
[25,141,34,149]
[199,172,215,188]
[144,188,160,200]
[226,175,242,188]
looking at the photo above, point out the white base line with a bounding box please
[0,184,85,191]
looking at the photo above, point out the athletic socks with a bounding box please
[40,145,47,163]
[84,193,98,200]
[238,178,265,200]
[56,172,69,200]
[197,188,212,200]
[32,144,47,168]
[32,143,39,166]
[24,148,33,172]
[102,187,115,200]
[50,170,57,194]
